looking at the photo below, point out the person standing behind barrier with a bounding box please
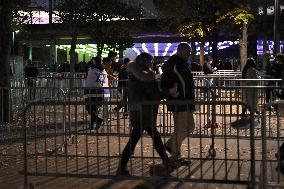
[241,58,259,117]
[271,54,284,99]
[104,51,119,85]
[24,59,39,100]
[203,56,217,85]
[117,53,171,176]
[160,43,195,161]
[84,57,109,130]
[113,58,130,117]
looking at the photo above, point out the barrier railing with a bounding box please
[261,100,284,189]
[21,99,257,188]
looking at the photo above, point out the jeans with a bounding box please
[166,111,195,158]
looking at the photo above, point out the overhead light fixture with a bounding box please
[142,43,149,53]
[162,43,172,56]
[170,50,177,56]
[132,47,140,55]
[154,43,158,56]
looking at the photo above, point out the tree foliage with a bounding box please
[0,0,31,122]
[84,0,142,56]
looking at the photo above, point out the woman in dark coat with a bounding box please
[116,53,171,175]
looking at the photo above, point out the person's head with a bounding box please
[123,58,130,65]
[108,51,118,62]
[275,54,284,64]
[176,43,191,61]
[245,58,256,69]
[25,59,32,66]
[205,56,213,64]
[135,52,153,70]
[90,57,96,63]
[242,58,256,78]
[94,56,103,71]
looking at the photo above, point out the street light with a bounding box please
[12,30,19,75]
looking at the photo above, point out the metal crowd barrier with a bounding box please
[21,99,258,188]
[261,100,284,189]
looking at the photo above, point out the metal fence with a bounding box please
[21,99,257,189]
[261,100,284,189]
[1,74,284,188]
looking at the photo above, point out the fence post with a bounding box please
[22,105,28,189]
[261,103,269,189]
[249,109,256,189]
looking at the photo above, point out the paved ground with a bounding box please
[1,103,284,189]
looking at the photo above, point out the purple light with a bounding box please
[132,41,239,56]
[257,40,284,55]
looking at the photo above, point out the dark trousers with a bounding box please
[116,88,128,112]
[27,79,36,100]
[120,106,167,167]
[85,97,102,126]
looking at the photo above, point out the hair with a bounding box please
[135,52,153,70]
[108,51,118,58]
[205,56,213,62]
[94,56,104,71]
[276,54,284,63]
[177,43,191,53]
[26,59,32,65]
[123,58,130,64]
[242,58,256,78]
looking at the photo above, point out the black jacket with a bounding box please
[128,61,162,105]
[127,61,162,128]
[161,55,195,112]
[203,62,215,74]
[24,65,39,78]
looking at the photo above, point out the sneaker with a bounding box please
[89,123,94,130]
[165,144,172,154]
[95,117,103,130]
[122,112,128,118]
[116,166,130,176]
[165,145,181,161]
[113,107,121,112]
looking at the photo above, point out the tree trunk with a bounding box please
[69,29,77,73]
[0,0,12,123]
[240,24,248,71]
[212,28,218,63]
[190,41,196,63]
[199,39,205,66]
[97,43,104,57]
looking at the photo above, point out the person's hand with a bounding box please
[169,83,179,98]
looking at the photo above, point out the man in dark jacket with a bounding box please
[160,43,195,161]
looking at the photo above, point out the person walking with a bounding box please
[117,53,171,175]
[113,58,130,117]
[160,43,196,161]
[84,57,109,130]
[241,58,259,117]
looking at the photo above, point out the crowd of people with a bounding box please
[22,43,284,176]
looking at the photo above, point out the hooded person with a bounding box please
[116,52,172,176]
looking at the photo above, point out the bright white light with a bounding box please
[162,43,172,56]
[170,50,177,56]
[154,43,158,56]
[142,43,149,53]
[132,47,140,55]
